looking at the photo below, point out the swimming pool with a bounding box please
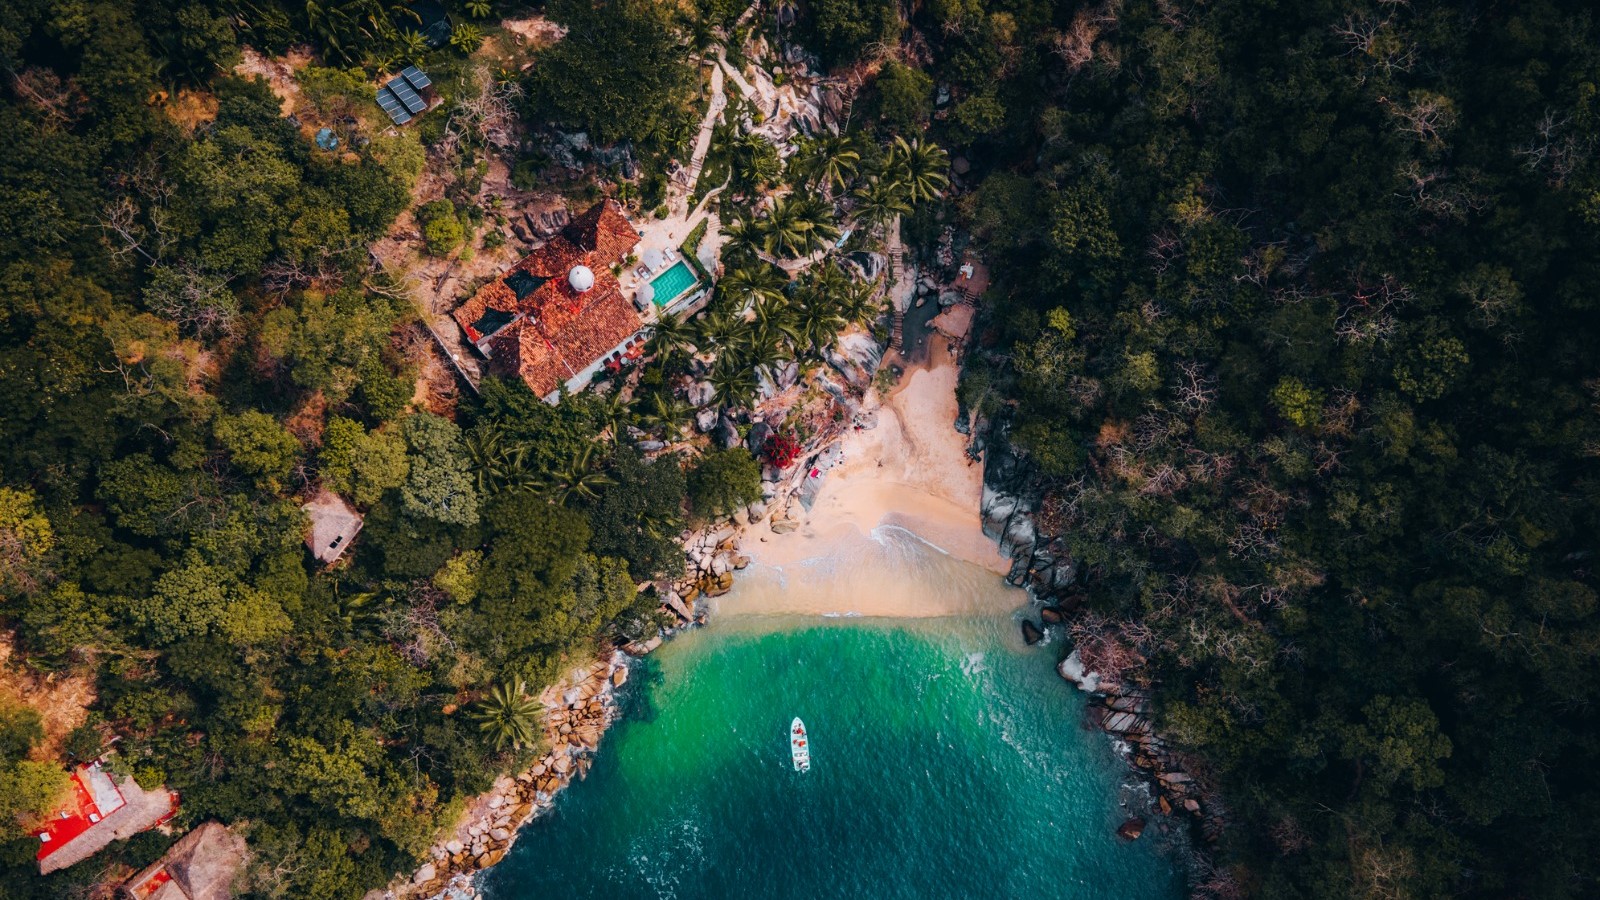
[648,260,698,307]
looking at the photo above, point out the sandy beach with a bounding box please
[720,307,1014,618]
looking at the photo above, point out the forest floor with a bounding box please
[0,632,94,761]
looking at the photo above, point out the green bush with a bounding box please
[418,200,465,256]
[687,448,762,519]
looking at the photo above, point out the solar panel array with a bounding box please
[376,66,433,125]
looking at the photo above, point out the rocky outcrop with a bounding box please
[1020,619,1043,645]
[392,654,628,900]
[979,416,1227,850]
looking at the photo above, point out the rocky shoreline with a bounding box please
[375,653,628,900]
[975,430,1228,856]
[382,329,885,900]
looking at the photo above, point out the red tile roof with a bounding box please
[453,200,644,396]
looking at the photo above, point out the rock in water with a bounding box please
[1039,606,1064,624]
[1020,620,1043,645]
[1117,818,1146,841]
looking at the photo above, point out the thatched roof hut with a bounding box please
[119,821,247,900]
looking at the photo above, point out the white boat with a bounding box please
[790,718,811,772]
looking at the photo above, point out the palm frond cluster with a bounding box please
[469,680,544,752]
[638,261,882,410]
[465,426,616,505]
[720,133,950,264]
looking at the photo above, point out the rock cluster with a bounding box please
[1066,671,1228,846]
[981,431,1228,847]
[389,655,627,900]
[669,525,751,619]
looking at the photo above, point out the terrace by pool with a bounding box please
[649,260,699,307]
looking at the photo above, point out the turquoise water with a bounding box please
[649,260,698,306]
[480,562,1185,899]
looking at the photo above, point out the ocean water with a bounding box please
[481,543,1185,900]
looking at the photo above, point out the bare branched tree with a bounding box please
[144,262,240,339]
[11,67,80,129]
[442,66,524,156]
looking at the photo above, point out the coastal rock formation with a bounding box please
[392,654,627,900]
[1020,620,1043,645]
[979,420,1228,850]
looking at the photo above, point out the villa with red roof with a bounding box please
[33,761,179,874]
[453,200,650,402]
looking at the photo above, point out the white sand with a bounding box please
[726,334,1012,618]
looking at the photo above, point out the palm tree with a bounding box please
[885,136,951,205]
[646,311,693,367]
[692,306,742,352]
[450,23,484,53]
[851,175,912,234]
[790,273,851,357]
[837,279,883,326]
[464,425,538,494]
[761,194,840,259]
[719,262,789,313]
[750,293,800,342]
[471,680,544,752]
[710,356,759,407]
[398,29,429,61]
[790,133,861,196]
[635,388,691,439]
[719,215,767,266]
[730,131,781,192]
[541,445,615,507]
[596,391,633,446]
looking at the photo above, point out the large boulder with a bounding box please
[776,360,800,390]
[1117,818,1146,841]
[695,407,719,433]
[685,380,716,407]
[747,421,773,455]
[999,511,1037,560]
[1057,649,1101,692]
[980,487,1020,538]
[1020,620,1043,645]
[714,414,741,449]
[846,250,885,282]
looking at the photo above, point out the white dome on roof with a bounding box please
[569,265,595,292]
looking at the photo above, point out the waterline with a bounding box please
[480,549,1184,899]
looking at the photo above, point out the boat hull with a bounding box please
[790,718,810,772]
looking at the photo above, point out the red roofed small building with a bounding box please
[33,762,179,874]
[453,200,649,402]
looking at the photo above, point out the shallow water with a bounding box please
[481,541,1185,900]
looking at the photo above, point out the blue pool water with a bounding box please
[649,260,698,306]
